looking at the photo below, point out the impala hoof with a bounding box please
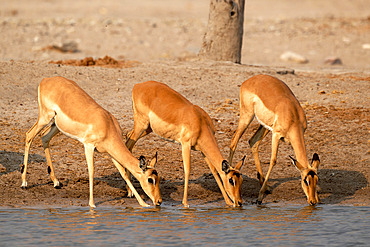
[256,199,262,205]
[54,181,63,189]
[21,181,28,190]
[127,191,134,198]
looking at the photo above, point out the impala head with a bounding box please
[290,153,320,206]
[221,156,245,207]
[138,153,162,206]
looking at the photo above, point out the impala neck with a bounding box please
[288,128,309,168]
[198,130,225,174]
[105,135,143,177]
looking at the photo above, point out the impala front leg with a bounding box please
[84,144,96,208]
[125,120,151,152]
[229,121,248,165]
[111,159,150,207]
[257,133,279,204]
[181,143,192,207]
[204,157,233,206]
[125,125,151,198]
[229,109,255,165]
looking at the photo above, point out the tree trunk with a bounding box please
[199,0,245,64]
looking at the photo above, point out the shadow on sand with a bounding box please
[2,150,367,206]
[0,150,44,175]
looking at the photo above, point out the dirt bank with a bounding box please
[0,0,368,208]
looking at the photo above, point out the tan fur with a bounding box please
[229,74,320,205]
[126,81,245,207]
[22,76,162,208]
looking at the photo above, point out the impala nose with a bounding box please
[309,200,317,206]
[234,200,243,207]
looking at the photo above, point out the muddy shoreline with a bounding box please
[0,0,369,207]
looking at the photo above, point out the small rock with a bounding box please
[280,51,308,64]
[324,56,342,65]
[43,41,79,53]
[0,163,5,173]
[342,37,351,44]
[276,69,295,75]
[362,43,370,49]
[59,41,79,53]
[331,90,343,94]
[224,98,233,104]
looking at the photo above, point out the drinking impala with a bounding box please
[229,74,320,205]
[126,81,245,207]
[22,76,162,208]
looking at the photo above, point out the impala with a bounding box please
[126,81,245,207]
[22,76,162,208]
[229,74,320,205]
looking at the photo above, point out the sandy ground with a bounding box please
[0,0,369,208]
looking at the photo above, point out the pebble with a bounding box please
[276,69,295,75]
[280,51,308,64]
[362,44,370,49]
[324,56,343,65]
[0,163,5,173]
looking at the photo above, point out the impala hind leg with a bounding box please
[41,123,62,189]
[22,115,54,188]
[249,125,269,186]
[257,132,280,204]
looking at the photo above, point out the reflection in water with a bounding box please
[0,205,368,246]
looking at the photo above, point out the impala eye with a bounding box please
[148,178,154,184]
[229,178,235,186]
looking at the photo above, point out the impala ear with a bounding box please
[139,155,147,171]
[149,152,158,168]
[234,155,246,171]
[289,155,304,171]
[222,160,230,174]
[311,153,320,170]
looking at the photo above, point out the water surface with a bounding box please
[0,205,369,246]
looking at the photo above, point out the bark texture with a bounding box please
[199,0,245,63]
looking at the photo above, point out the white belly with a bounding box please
[254,114,273,132]
[254,97,275,132]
